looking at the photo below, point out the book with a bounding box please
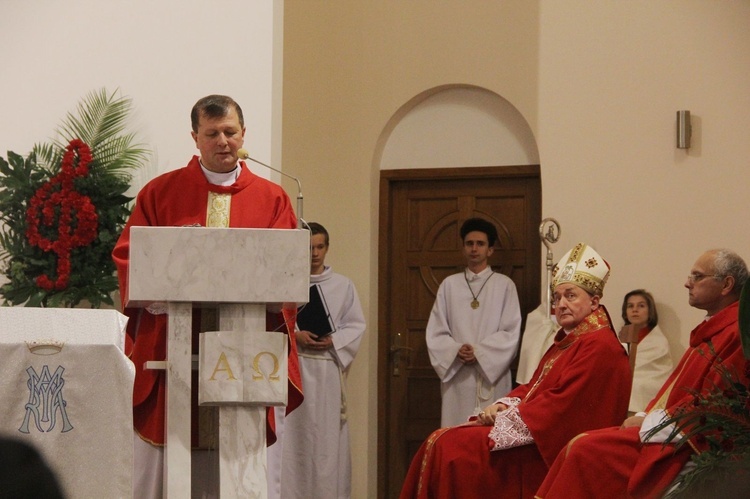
[296,284,336,338]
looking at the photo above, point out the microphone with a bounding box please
[237,148,304,229]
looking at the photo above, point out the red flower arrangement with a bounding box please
[0,88,147,308]
[25,139,99,291]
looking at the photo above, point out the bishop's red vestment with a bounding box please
[399,306,632,499]
[112,156,303,445]
[536,301,744,499]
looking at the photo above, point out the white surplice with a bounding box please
[426,267,522,427]
[275,266,366,499]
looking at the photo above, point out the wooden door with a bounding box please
[377,165,541,498]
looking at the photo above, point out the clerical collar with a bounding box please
[311,265,330,277]
[310,266,332,283]
[465,266,493,281]
[200,159,240,186]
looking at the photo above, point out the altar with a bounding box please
[0,307,134,498]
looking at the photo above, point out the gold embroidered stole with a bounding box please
[206,192,231,228]
[649,354,694,412]
[198,190,231,448]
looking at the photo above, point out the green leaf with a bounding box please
[25,290,45,307]
[8,150,26,169]
[0,156,11,176]
[32,142,62,171]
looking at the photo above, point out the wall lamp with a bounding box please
[676,110,691,149]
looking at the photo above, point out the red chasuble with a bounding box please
[400,306,631,499]
[536,301,745,499]
[112,156,303,446]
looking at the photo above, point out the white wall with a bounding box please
[380,86,539,169]
[538,0,750,357]
[0,0,280,189]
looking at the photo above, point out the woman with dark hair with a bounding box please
[620,289,673,414]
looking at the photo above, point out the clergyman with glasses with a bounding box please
[537,248,749,498]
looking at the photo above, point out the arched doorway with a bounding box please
[376,86,541,498]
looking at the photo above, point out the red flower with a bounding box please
[35,275,55,291]
[25,139,98,291]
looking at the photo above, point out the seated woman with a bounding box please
[399,243,632,499]
[619,289,674,414]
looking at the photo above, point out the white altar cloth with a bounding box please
[0,308,134,498]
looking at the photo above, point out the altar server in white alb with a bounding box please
[427,217,522,427]
[278,222,366,499]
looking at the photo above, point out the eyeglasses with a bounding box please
[687,273,724,284]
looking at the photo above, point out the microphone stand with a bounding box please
[240,153,305,229]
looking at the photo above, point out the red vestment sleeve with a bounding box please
[264,306,305,446]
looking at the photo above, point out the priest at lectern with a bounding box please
[112,94,303,498]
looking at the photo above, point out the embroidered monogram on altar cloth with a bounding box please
[0,308,135,498]
[19,364,74,434]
